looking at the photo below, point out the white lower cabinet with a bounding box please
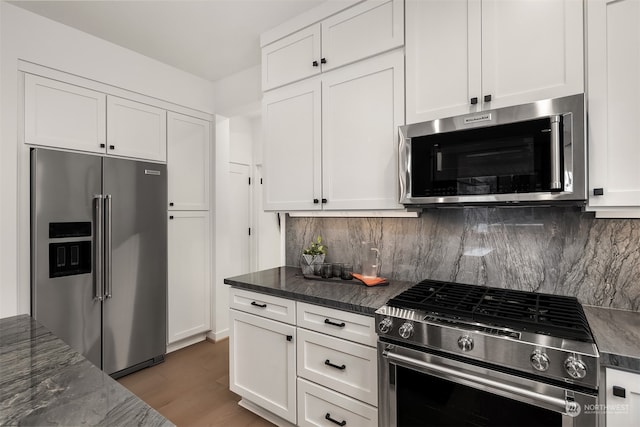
[297,378,378,427]
[605,368,640,427]
[228,288,378,426]
[167,211,211,343]
[229,307,297,424]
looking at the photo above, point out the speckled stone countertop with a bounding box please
[0,314,173,427]
[224,266,415,316]
[584,306,640,374]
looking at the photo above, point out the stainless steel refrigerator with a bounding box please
[31,148,167,377]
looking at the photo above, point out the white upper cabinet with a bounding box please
[25,74,107,154]
[263,78,322,211]
[587,0,640,216]
[262,0,403,91]
[321,50,404,210]
[406,0,584,124]
[262,24,322,92]
[263,50,404,211]
[167,112,210,211]
[106,96,167,162]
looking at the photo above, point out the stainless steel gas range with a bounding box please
[376,280,599,427]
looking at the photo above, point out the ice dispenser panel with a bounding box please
[48,222,92,278]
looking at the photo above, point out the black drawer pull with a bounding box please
[613,386,626,398]
[251,301,267,308]
[286,335,293,342]
[325,413,346,426]
[324,319,346,328]
[484,94,492,102]
[593,188,604,196]
[470,97,478,105]
[325,359,346,370]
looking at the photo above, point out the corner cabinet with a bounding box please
[405,0,584,124]
[586,0,640,217]
[263,50,405,211]
[262,0,404,91]
[605,368,640,427]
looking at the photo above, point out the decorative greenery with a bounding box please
[302,235,327,255]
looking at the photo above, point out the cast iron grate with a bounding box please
[387,279,594,342]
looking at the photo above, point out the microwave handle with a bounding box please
[550,115,562,191]
[399,136,410,201]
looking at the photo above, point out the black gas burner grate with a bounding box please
[387,279,594,342]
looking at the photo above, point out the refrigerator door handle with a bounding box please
[105,194,113,299]
[94,195,104,301]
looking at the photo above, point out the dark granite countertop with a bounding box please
[224,266,415,316]
[584,306,640,374]
[0,314,173,427]
[226,267,640,373]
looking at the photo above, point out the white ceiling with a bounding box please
[8,0,325,83]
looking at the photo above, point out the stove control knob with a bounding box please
[530,350,550,372]
[457,335,474,352]
[378,317,393,334]
[564,356,587,379]
[398,322,414,339]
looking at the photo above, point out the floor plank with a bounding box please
[118,340,275,427]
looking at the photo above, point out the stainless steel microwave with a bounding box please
[399,94,586,207]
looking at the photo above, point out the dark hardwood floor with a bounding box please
[118,340,275,427]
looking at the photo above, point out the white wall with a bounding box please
[0,2,215,318]
[211,64,262,117]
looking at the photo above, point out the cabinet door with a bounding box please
[405,0,481,123]
[587,0,640,213]
[24,74,106,153]
[262,24,321,91]
[167,112,210,210]
[606,368,640,427]
[263,78,322,211]
[168,211,211,343]
[321,50,404,210]
[107,96,167,162]
[321,0,404,73]
[481,0,584,110]
[229,309,297,424]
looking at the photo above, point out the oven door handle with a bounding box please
[383,349,575,416]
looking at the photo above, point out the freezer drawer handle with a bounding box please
[94,195,104,301]
[324,319,346,328]
[251,301,267,308]
[325,413,346,426]
[325,359,346,370]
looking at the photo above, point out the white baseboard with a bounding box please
[207,328,229,342]
[238,399,295,427]
[166,333,207,353]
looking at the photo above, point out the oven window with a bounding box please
[410,117,558,197]
[396,365,561,427]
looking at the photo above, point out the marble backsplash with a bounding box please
[285,207,640,311]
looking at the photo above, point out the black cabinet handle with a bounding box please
[169,202,174,206]
[321,58,327,64]
[324,319,346,328]
[613,386,626,398]
[325,413,346,426]
[593,188,604,196]
[470,97,478,105]
[484,94,492,102]
[100,143,106,148]
[169,215,174,220]
[322,198,327,204]
[251,301,267,308]
[312,60,319,67]
[109,145,115,150]
[313,198,319,204]
[286,335,293,342]
[325,359,346,370]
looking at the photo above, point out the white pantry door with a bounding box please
[228,163,251,276]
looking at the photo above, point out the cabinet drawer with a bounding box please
[297,378,377,427]
[297,302,376,347]
[229,287,295,325]
[297,328,377,406]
